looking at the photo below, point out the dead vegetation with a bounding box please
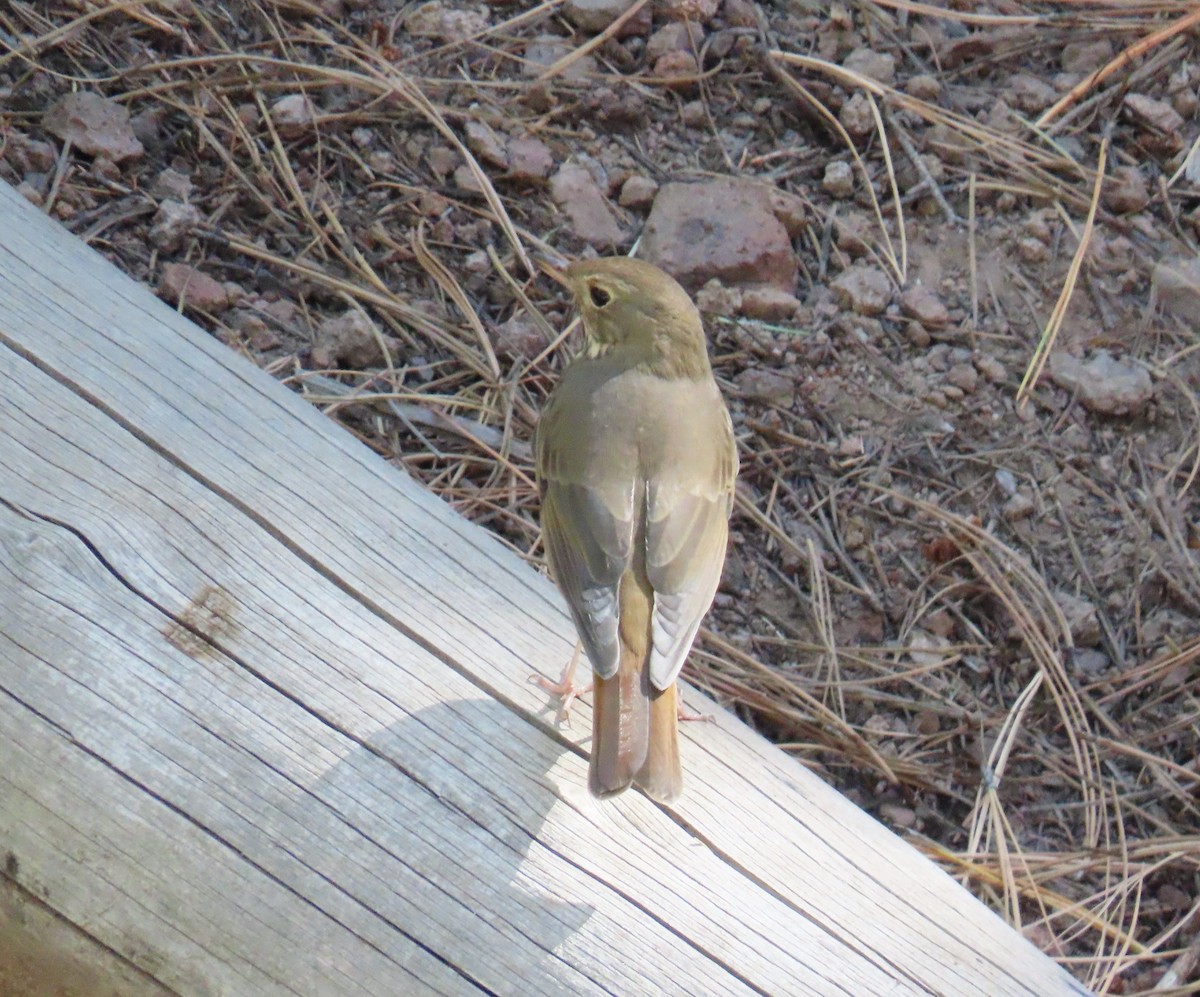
[2,0,1199,992]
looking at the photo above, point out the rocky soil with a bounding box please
[3,1,1200,991]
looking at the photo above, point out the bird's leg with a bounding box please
[677,700,715,724]
[530,642,592,725]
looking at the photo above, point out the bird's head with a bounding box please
[562,257,712,379]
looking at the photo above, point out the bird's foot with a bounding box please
[678,702,715,724]
[529,643,591,726]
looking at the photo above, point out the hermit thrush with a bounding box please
[535,257,737,802]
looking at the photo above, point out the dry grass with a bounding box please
[2,0,1200,991]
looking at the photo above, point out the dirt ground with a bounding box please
[2,1,1199,992]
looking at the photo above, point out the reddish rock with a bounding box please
[653,50,699,84]
[313,309,399,368]
[43,92,144,163]
[618,174,658,209]
[550,162,626,248]
[1061,39,1113,74]
[735,367,795,407]
[646,22,703,62]
[494,314,547,361]
[160,263,230,313]
[464,120,507,169]
[149,200,202,252]
[1048,351,1153,415]
[1153,255,1200,318]
[1124,93,1184,147]
[270,94,316,139]
[1103,166,1150,214]
[149,167,193,202]
[843,48,896,85]
[640,179,798,292]
[406,1,489,41]
[900,284,949,328]
[563,0,651,36]
[823,161,854,198]
[657,0,719,23]
[831,265,891,316]
[506,136,554,181]
[740,286,801,322]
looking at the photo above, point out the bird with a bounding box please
[534,257,737,803]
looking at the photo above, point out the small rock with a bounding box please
[679,100,706,126]
[522,35,597,79]
[550,161,626,248]
[1048,351,1153,415]
[842,48,896,85]
[1005,74,1057,113]
[767,189,806,237]
[270,94,316,139]
[831,265,891,316]
[1072,648,1109,676]
[1061,39,1113,74]
[740,286,801,322]
[879,803,916,828]
[494,314,547,361]
[1103,166,1149,214]
[1124,93,1184,140]
[653,50,699,84]
[1152,255,1200,318]
[657,0,719,22]
[945,363,978,394]
[723,0,756,27]
[313,309,398,368]
[735,367,795,407]
[563,0,651,36]
[3,134,56,173]
[1054,590,1102,647]
[149,167,193,202]
[839,92,874,138]
[906,75,941,101]
[835,213,872,256]
[695,279,742,317]
[453,163,483,194]
[1003,492,1035,521]
[1017,237,1050,263]
[464,120,507,168]
[160,263,230,313]
[975,355,1005,383]
[506,136,553,181]
[149,200,203,252]
[640,178,798,292]
[906,629,951,667]
[994,469,1018,496]
[822,161,854,199]
[646,22,703,62]
[406,1,489,41]
[618,174,658,209]
[905,321,931,347]
[426,145,458,177]
[900,284,948,328]
[16,180,43,206]
[43,91,144,163]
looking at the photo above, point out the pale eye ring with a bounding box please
[589,285,611,308]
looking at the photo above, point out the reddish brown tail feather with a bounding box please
[588,568,682,802]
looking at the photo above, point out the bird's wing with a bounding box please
[644,408,737,691]
[536,390,635,681]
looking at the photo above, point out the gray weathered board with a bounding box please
[0,179,1090,995]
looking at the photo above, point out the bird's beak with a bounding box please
[533,250,572,289]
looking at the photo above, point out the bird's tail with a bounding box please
[589,568,682,803]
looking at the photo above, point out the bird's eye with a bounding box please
[589,285,612,308]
